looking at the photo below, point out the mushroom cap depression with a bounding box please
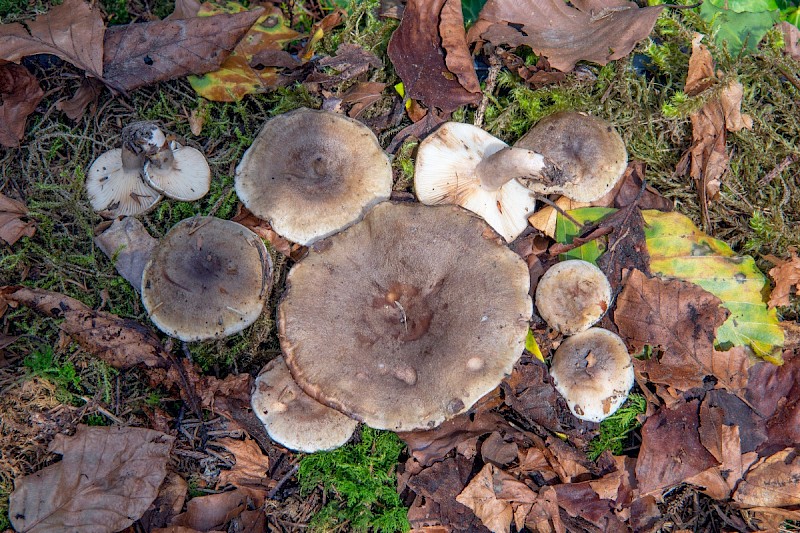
[535,259,612,335]
[252,356,359,453]
[279,202,532,431]
[515,111,627,202]
[549,328,634,423]
[414,122,538,243]
[235,108,392,246]
[141,216,272,341]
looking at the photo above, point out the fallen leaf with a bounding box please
[387,0,481,113]
[304,44,382,88]
[232,205,306,260]
[171,487,266,531]
[779,21,800,61]
[553,480,627,532]
[466,0,664,72]
[0,63,44,147]
[0,0,104,79]
[55,77,104,121]
[744,350,800,421]
[765,247,800,308]
[1,286,169,369]
[95,216,158,290]
[0,192,36,245]
[340,81,386,118]
[734,448,800,507]
[187,2,298,101]
[299,9,345,62]
[596,206,650,292]
[456,463,536,533]
[104,7,265,93]
[699,1,779,55]
[480,432,518,467]
[615,269,752,393]
[524,486,564,533]
[698,389,767,461]
[635,400,719,496]
[528,197,591,239]
[139,471,189,531]
[598,161,673,211]
[215,438,272,490]
[439,0,480,94]
[167,0,202,19]
[9,425,174,533]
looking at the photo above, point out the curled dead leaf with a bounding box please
[0,63,44,147]
[765,248,800,308]
[0,192,36,245]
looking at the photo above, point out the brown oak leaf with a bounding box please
[0,64,44,147]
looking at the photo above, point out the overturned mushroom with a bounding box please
[252,356,358,452]
[550,328,634,423]
[141,216,271,341]
[235,108,392,246]
[143,139,211,202]
[279,202,532,431]
[85,123,163,217]
[535,259,612,335]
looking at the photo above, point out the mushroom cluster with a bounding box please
[86,122,210,218]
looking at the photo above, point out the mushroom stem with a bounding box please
[120,145,145,172]
[147,141,177,170]
[474,147,565,192]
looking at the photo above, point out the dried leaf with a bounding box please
[0,286,169,369]
[467,0,664,72]
[780,21,800,61]
[456,463,536,533]
[0,192,36,245]
[55,78,104,121]
[615,269,752,393]
[216,438,272,490]
[0,0,104,79]
[528,197,590,239]
[340,81,386,118]
[480,432,518,467]
[699,389,767,461]
[599,161,673,211]
[103,8,265,92]
[596,206,650,292]
[766,248,800,308]
[304,44,382,87]
[187,3,299,102]
[635,400,719,496]
[232,205,306,260]
[387,0,481,113]
[553,480,627,532]
[172,488,266,531]
[734,448,800,507]
[0,63,44,147]
[167,0,202,19]
[9,425,174,533]
[439,0,480,93]
[139,471,189,530]
[95,216,158,290]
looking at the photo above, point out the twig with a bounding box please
[474,51,501,129]
[534,194,582,226]
[758,153,798,186]
[548,226,613,255]
[268,464,300,500]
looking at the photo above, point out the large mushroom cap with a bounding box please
[234,108,392,246]
[515,111,627,202]
[550,328,634,423]
[279,202,532,431]
[86,148,162,217]
[252,356,359,453]
[535,259,612,335]
[414,122,538,243]
[141,216,272,341]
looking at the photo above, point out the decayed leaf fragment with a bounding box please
[387,0,481,113]
[456,463,536,533]
[0,0,104,79]
[0,193,36,245]
[95,216,158,289]
[0,64,44,148]
[215,438,272,490]
[734,448,800,508]
[9,425,174,533]
[677,34,753,226]
[765,247,800,308]
[466,0,664,72]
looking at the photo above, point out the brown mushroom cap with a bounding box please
[279,202,532,431]
[252,356,359,453]
[549,328,634,423]
[141,216,272,341]
[535,259,612,335]
[234,108,392,246]
[515,111,627,202]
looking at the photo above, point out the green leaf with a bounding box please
[462,0,488,26]
[783,6,800,26]
[699,1,781,54]
[525,329,544,362]
[709,0,779,12]
[553,207,615,264]
[642,210,783,361]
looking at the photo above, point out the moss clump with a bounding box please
[588,393,647,460]
[298,426,410,533]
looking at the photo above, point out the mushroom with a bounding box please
[549,328,634,423]
[279,202,532,431]
[535,259,612,335]
[235,108,393,246]
[143,138,211,202]
[85,123,163,217]
[515,111,628,202]
[141,216,272,341]
[252,356,359,452]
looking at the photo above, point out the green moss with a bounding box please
[587,394,647,460]
[299,427,410,533]
[23,345,83,404]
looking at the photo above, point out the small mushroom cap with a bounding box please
[143,142,211,201]
[515,111,627,202]
[550,328,634,423]
[252,356,359,453]
[235,108,392,246]
[414,122,537,242]
[141,216,272,341]
[280,202,532,431]
[535,259,612,335]
[86,148,162,217]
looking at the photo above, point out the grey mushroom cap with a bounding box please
[279,202,532,431]
[234,108,393,246]
[550,328,634,423]
[141,216,272,342]
[535,259,612,335]
[515,111,628,202]
[252,357,359,453]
